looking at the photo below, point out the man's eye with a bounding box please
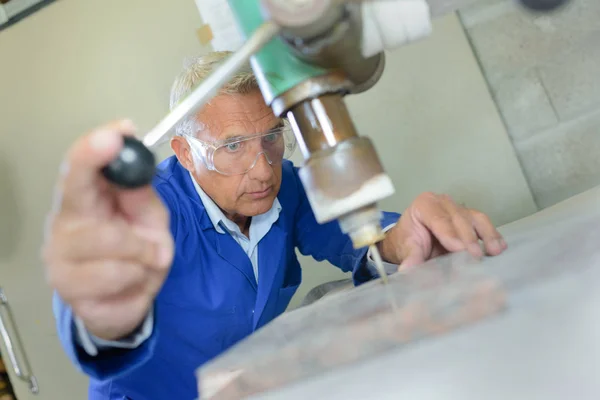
[263,133,278,143]
[226,142,241,151]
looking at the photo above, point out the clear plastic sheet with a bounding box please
[196,251,507,399]
[246,187,600,400]
[196,186,600,399]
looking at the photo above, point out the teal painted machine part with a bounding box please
[227,0,330,105]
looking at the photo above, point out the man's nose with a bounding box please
[247,153,273,180]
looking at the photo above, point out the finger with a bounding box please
[415,198,466,254]
[470,210,507,256]
[116,186,170,230]
[58,119,137,214]
[398,241,427,270]
[52,260,149,300]
[52,218,172,271]
[439,199,484,259]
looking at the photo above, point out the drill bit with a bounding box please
[369,244,398,310]
[369,243,389,285]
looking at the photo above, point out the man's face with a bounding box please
[172,90,283,219]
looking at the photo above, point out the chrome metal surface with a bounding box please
[278,2,384,94]
[0,288,39,394]
[287,94,359,158]
[348,52,385,95]
[271,72,352,117]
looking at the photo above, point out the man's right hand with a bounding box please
[42,120,174,341]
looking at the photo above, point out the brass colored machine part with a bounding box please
[286,94,395,249]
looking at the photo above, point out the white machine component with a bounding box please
[194,0,434,58]
[360,0,433,58]
[194,0,245,51]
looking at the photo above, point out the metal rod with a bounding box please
[0,288,39,394]
[369,244,389,285]
[142,20,281,148]
[370,244,399,310]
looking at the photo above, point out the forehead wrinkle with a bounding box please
[196,93,280,142]
[218,111,279,140]
[192,113,220,142]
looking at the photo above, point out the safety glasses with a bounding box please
[186,123,296,176]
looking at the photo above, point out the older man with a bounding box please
[44,51,507,400]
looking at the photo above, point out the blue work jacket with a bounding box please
[53,156,400,400]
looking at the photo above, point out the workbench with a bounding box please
[199,185,600,400]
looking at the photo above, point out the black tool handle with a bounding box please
[101,136,156,189]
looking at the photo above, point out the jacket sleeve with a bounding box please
[51,181,178,381]
[291,166,400,285]
[51,294,159,381]
[73,311,154,356]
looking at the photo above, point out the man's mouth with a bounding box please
[247,187,272,199]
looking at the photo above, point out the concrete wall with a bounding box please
[459,0,600,209]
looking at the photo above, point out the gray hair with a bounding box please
[170,51,260,137]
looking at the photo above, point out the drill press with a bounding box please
[102,0,434,256]
[101,0,571,253]
[230,0,400,249]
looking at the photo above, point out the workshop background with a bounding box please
[459,0,600,209]
[0,0,597,399]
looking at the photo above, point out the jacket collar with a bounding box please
[166,159,214,231]
[165,159,282,232]
[188,171,282,235]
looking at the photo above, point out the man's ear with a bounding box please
[170,136,195,172]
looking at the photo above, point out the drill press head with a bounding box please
[286,93,394,249]
[226,0,404,249]
[191,0,433,249]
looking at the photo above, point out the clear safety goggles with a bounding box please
[186,124,297,176]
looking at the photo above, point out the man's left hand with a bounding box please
[378,192,507,269]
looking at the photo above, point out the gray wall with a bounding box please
[459,0,600,209]
[0,1,204,396]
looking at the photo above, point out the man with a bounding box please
[44,51,507,400]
